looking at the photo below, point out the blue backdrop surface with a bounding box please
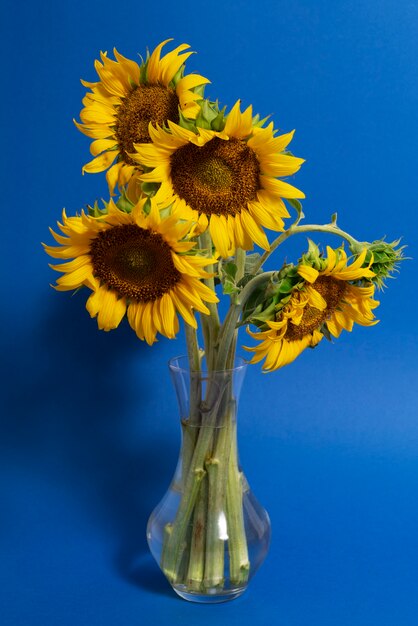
[1,1,418,624]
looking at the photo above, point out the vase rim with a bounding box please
[168,354,248,375]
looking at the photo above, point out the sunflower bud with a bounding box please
[179,99,227,133]
[350,238,406,289]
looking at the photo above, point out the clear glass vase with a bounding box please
[146,356,271,603]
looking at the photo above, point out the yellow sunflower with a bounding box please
[245,247,380,371]
[75,39,210,195]
[132,101,305,257]
[44,198,218,344]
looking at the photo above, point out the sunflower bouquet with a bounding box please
[45,40,403,601]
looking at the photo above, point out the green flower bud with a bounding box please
[350,238,406,289]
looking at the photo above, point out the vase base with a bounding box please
[173,584,246,604]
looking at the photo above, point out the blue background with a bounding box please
[1,1,418,624]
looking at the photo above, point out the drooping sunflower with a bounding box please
[75,39,210,195]
[245,247,380,371]
[133,101,305,257]
[44,198,218,344]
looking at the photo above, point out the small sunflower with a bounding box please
[245,247,380,371]
[44,198,218,344]
[75,39,210,195]
[133,101,305,257]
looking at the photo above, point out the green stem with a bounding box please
[187,473,208,590]
[235,247,246,284]
[203,416,231,589]
[253,222,360,273]
[226,421,250,584]
[161,464,207,584]
[184,322,201,422]
[185,323,200,373]
[215,272,276,371]
[161,384,226,583]
[182,324,200,479]
[198,230,221,370]
[200,313,211,363]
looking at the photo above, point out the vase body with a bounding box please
[147,356,271,603]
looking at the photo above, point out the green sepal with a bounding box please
[248,301,277,326]
[320,324,333,342]
[116,188,135,213]
[140,59,148,83]
[87,200,108,217]
[170,65,185,88]
[141,181,160,197]
[178,110,199,132]
[211,106,227,132]
[241,264,305,326]
[299,239,327,270]
[195,100,219,129]
[142,197,152,215]
[252,113,270,129]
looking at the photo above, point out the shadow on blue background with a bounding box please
[1,294,177,597]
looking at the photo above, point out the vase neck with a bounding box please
[169,357,247,428]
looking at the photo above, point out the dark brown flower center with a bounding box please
[170,137,260,216]
[115,85,180,165]
[284,275,347,341]
[90,224,181,301]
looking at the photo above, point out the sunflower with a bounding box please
[245,247,380,371]
[132,101,305,257]
[75,39,210,195]
[44,198,218,344]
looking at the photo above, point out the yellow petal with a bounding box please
[147,39,172,83]
[209,215,231,258]
[160,293,177,338]
[170,289,198,328]
[97,289,127,331]
[74,119,114,139]
[141,301,157,345]
[177,73,210,91]
[260,175,305,199]
[240,210,270,251]
[298,264,319,283]
[106,162,123,195]
[82,151,117,174]
[127,302,145,341]
[90,139,118,156]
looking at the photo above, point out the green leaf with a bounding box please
[244,252,262,275]
[287,197,304,222]
[237,273,254,289]
[223,262,237,281]
[223,280,239,295]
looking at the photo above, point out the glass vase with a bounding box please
[146,356,271,603]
